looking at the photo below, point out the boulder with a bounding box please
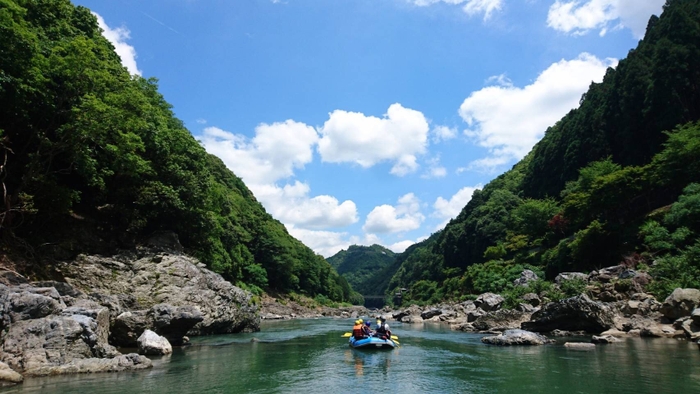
[692,309,700,325]
[564,342,596,350]
[555,272,588,284]
[513,270,538,287]
[137,330,172,356]
[522,294,615,333]
[110,311,149,347]
[592,335,620,344]
[675,317,700,340]
[25,354,151,376]
[420,308,442,320]
[0,312,121,375]
[467,308,487,322]
[59,250,259,335]
[600,328,627,337]
[522,293,541,307]
[149,304,204,346]
[660,288,700,320]
[474,293,504,312]
[400,315,424,324]
[0,362,23,385]
[393,305,422,321]
[472,310,532,331]
[5,287,65,323]
[481,329,551,346]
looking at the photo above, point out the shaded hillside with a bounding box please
[389,0,700,304]
[0,0,358,303]
[327,244,398,303]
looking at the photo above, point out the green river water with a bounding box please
[2,318,699,393]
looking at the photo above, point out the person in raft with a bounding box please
[352,319,365,340]
[375,317,391,339]
[362,320,373,337]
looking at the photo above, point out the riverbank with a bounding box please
[260,265,700,348]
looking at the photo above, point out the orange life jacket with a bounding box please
[352,324,363,339]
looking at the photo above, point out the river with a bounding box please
[2,319,699,393]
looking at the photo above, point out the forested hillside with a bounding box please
[327,244,398,304]
[389,0,700,305]
[0,0,359,303]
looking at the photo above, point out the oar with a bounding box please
[391,335,399,340]
[342,332,352,337]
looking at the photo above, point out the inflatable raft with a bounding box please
[349,336,397,349]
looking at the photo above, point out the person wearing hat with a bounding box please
[375,317,391,339]
[362,319,373,337]
[352,319,365,340]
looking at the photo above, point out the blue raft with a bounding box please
[349,336,397,350]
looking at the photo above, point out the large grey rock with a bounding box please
[110,311,149,347]
[555,272,588,284]
[5,287,65,323]
[661,288,700,320]
[1,313,118,374]
[522,293,541,307]
[565,342,596,350]
[692,309,700,325]
[481,329,551,346]
[513,270,539,287]
[474,293,504,312]
[522,294,615,333]
[149,304,204,345]
[137,330,172,356]
[59,250,259,335]
[467,308,487,322]
[0,362,23,385]
[473,310,532,331]
[592,335,620,344]
[420,308,442,320]
[24,354,151,376]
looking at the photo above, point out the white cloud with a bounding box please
[254,181,358,229]
[363,193,425,234]
[421,156,447,179]
[201,120,318,185]
[431,125,458,143]
[547,0,665,39]
[286,226,383,258]
[317,103,429,176]
[196,118,207,124]
[433,185,480,228]
[458,53,615,171]
[93,12,141,76]
[388,240,415,253]
[410,0,504,20]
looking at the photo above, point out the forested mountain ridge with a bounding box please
[389,0,700,305]
[0,0,359,303]
[326,244,397,299]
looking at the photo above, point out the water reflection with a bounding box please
[2,319,699,394]
[345,349,394,377]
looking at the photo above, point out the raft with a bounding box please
[349,336,397,350]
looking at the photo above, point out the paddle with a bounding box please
[342,332,400,341]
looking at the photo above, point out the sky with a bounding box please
[75,0,666,257]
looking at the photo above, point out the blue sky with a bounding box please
[76,0,665,257]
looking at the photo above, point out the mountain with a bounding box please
[388,0,700,305]
[327,244,398,305]
[0,0,358,303]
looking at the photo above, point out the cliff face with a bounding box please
[0,246,259,380]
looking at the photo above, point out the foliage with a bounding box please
[0,0,355,302]
[386,0,700,301]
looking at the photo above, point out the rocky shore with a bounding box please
[0,245,260,386]
[256,265,700,349]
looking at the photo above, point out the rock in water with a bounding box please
[0,362,23,385]
[137,330,172,356]
[481,329,551,346]
[564,342,596,350]
[522,294,615,333]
